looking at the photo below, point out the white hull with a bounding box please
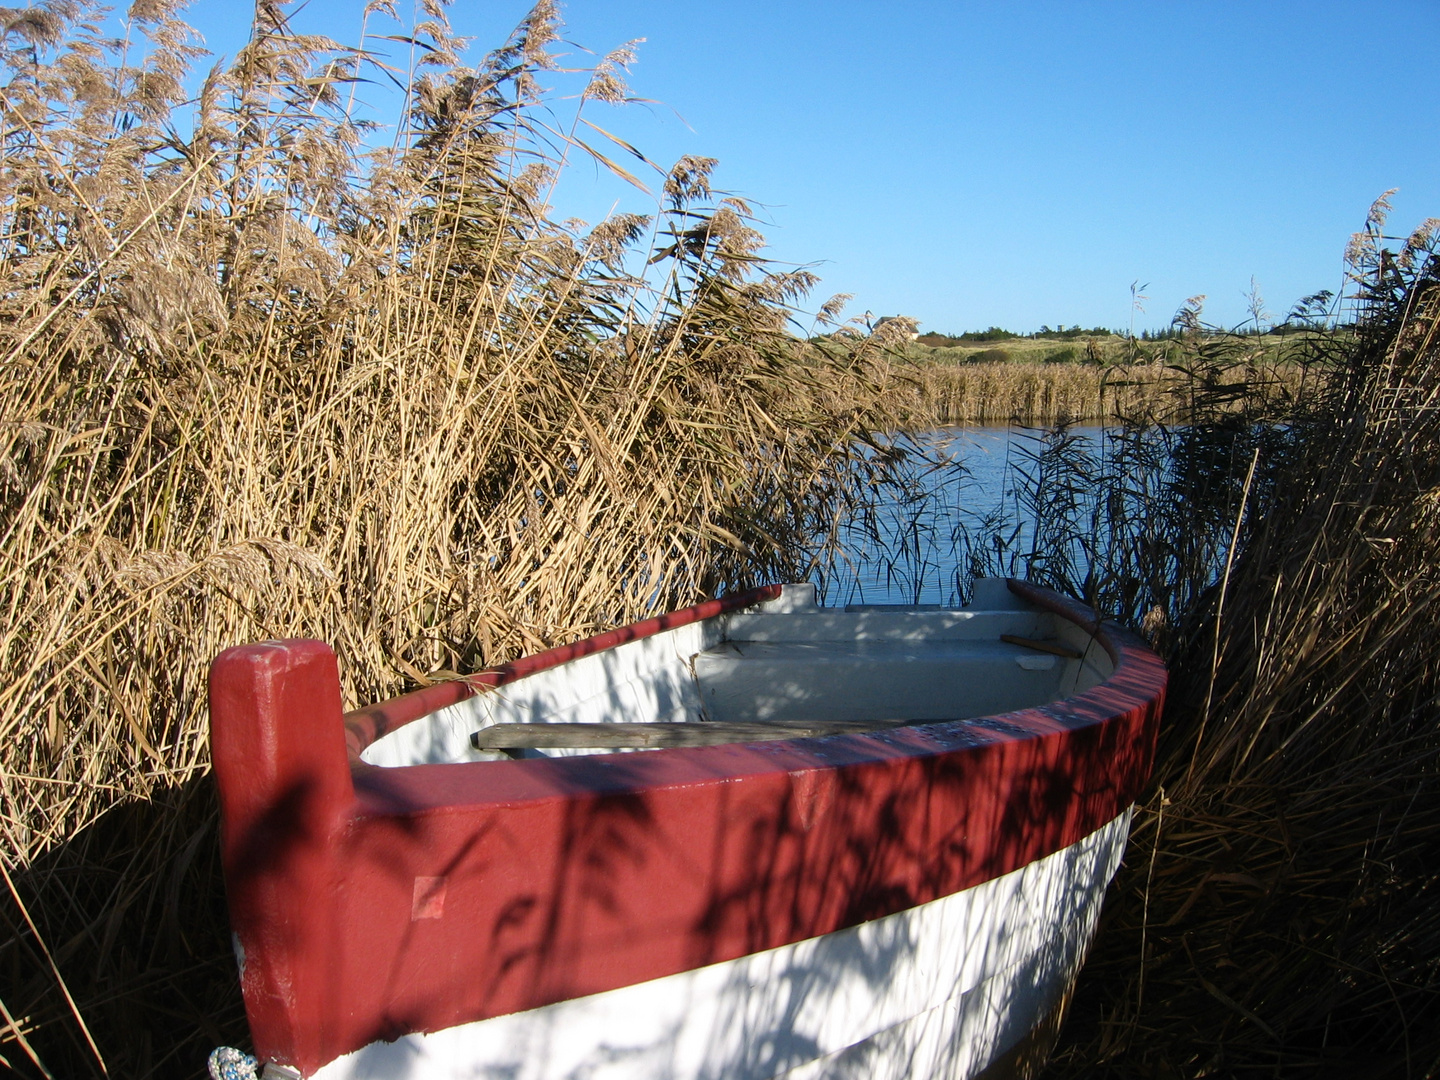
[314,810,1131,1080]
[210,579,1165,1077]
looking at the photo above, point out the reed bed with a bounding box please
[890,357,1310,427]
[961,199,1440,1076]
[0,4,902,1075]
[903,360,1162,425]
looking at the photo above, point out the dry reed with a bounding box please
[0,4,902,1075]
[988,198,1440,1077]
[891,355,1311,427]
[902,360,1172,425]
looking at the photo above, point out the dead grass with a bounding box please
[0,4,901,1075]
[898,360,1174,424]
[889,353,1313,426]
[992,198,1440,1077]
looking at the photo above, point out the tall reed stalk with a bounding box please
[0,4,903,1075]
[971,197,1440,1077]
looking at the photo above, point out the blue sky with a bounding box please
[183,0,1440,334]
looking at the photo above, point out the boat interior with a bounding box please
[360,579,1114,767]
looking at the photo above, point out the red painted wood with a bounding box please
[209,582,1165,1076]
[208,641,354,1068]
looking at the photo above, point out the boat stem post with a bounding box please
[209,639,355,1074]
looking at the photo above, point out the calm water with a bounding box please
[818,425,1110,608]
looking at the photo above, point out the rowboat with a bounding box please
[208,577,1165,1080]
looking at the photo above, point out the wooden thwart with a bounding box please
[1000,634,1084,659]
[472,718,920,750]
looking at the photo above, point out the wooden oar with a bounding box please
[1000,634,1084,659]
[471,718,922,751]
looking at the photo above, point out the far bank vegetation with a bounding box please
[841,324,1322,425]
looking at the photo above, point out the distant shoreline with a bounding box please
[878,359,1313,425]
[891,359,1171,425]
[880,332,1317,424]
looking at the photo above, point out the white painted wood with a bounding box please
[361,619,720,766]
[716,610,1050,643]
[777,904,1096,1080]
[1052,621,1111,695]
[755,582,819,612]
[311,810,1131,1080]
[361,587,1117,767]
[694,638,1076,724]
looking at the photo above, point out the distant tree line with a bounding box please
[918,324,1118,347]
[918,323,1324,347]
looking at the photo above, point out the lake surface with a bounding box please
[819,425,1111,608]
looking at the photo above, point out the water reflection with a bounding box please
[821,426,1109,608]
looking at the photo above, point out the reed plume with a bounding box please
[0,4,901,1075]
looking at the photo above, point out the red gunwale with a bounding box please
[209,580,1165,1077]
